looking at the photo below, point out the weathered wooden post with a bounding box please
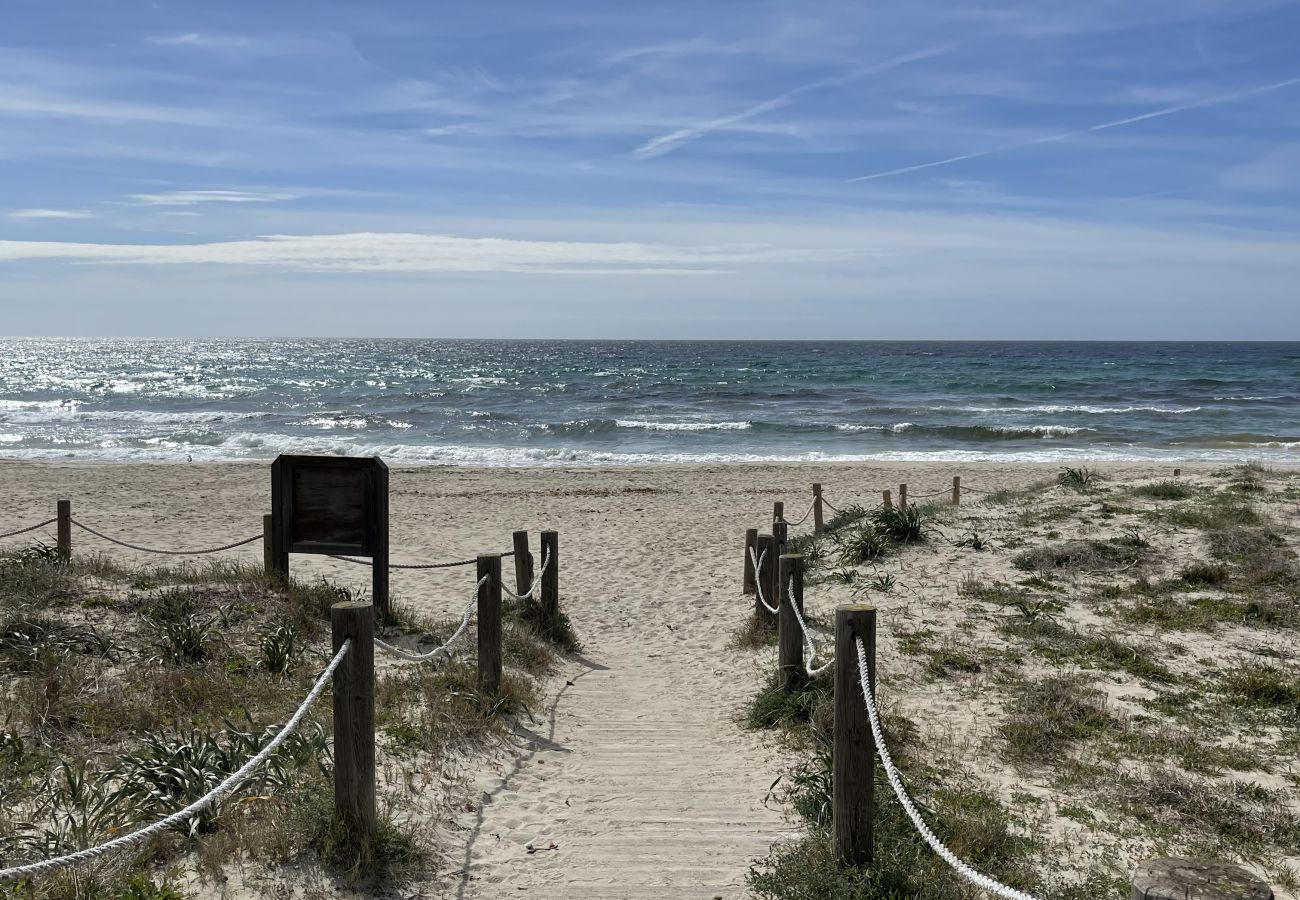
[898,483,907,508]
[1173,468,1182,478]
[331,601,376,843]
[742,528,758,595]
[952,476,961,506]
[812,483,825,533]
[834,604,876,867]
[881,489,892,511]
[262,514,274,575]
[1131,858,1272,900]
[754,533,776,626]
[539,529,559,633]
[773,517,788,564]
[477,554,503,695]
[778,554,804,691]
[772,501,784,531]
[56,499,71,558]
[512,530,534,596]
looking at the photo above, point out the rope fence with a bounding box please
[0,517,57,541]
[0,523,565,884]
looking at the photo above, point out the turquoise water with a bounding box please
[0,339,1297,464]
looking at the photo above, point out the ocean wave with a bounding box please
[4,435,1298,467]
[928,404,1202,415]
[614,419,751,432]
[837,423,1093,439]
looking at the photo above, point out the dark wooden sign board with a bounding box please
[270,454,389,615]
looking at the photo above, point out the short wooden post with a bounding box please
[772,501,784,531]
[952,476,961,506]
[1173,468,1182,478]
[331,601,376,843]
[778,554,804,691]
[754,534,776,625]
[477,555,503,695]
[742,528,758,595]
[834,604,876,867]
[812,483,824,532]
[262,514,274,574]
[1131,857,1272,900]
[881,489,892,511]
[898,483,907,508]
[512,530,534,596]
[539,529,559,632]
[773,518,788,559]
[56,499,71,558]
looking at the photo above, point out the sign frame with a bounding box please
[270,454,389,614]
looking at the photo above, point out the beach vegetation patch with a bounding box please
[1131,480,1194,500]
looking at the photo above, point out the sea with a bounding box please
[0,339,1297,466]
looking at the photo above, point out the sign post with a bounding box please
[270,455,390,617]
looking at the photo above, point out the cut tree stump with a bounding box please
[1131,858,1273,900]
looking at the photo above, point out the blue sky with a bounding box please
[1,0,1298,338]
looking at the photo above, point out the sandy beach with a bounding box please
[11,457,1284,898]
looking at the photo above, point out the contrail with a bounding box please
[848,76,1300,183]
[633,45,952,160]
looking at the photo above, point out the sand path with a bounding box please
[444,470,790,899]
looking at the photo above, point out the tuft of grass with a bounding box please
[871,503,929,544]
[1131,480,1194,500]
[999,675,1117,765]
[836,521,893,565]
[1013,537,1145,574]
[1219,663,1300,711]
[1179,562,1230,587]
[744,674,831,732]
[1058,466,1099,492]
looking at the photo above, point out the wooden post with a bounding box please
[539,530,559,633]
[1131,858,1272,900]
[1173,468,1182,478]
[477,555,503,695]
[772,501,784,531]
[773,518,788,559]
[952,476,961,506]
[262,514,274,574]
[754,534,776,626]
[56,499,71,558]
[834,604,876,867]
[778,554,804,691]
[812,483,824,533]
[898,483,907,508]
[331,601,376,843]
[742,528,758,595]
[881,489,892,511]
[512,530,534,597]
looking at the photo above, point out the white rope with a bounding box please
[787,576,833,676]
[748,546,777,614]
[785,498,818,527]
[71,520,261,555]
[854,637,1040,900]
[0,640,350,883]
[0,518,58,541]
[373,575,488,662]
[501,547,550,601]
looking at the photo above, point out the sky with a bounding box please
[1,0,1298,339]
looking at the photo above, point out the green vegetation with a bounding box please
[0,545,568,897]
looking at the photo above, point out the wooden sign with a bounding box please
[270,454,389,614]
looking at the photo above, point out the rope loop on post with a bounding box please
[502,546,551,601]
[748,546,778,614]
[853,636,1040,900]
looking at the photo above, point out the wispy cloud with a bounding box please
[126,190,299,206]
[632,45,952,159]
[7,208,98,220]
[0,231,803,273]
[849,77,1300,182]
[145,32,254,49]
